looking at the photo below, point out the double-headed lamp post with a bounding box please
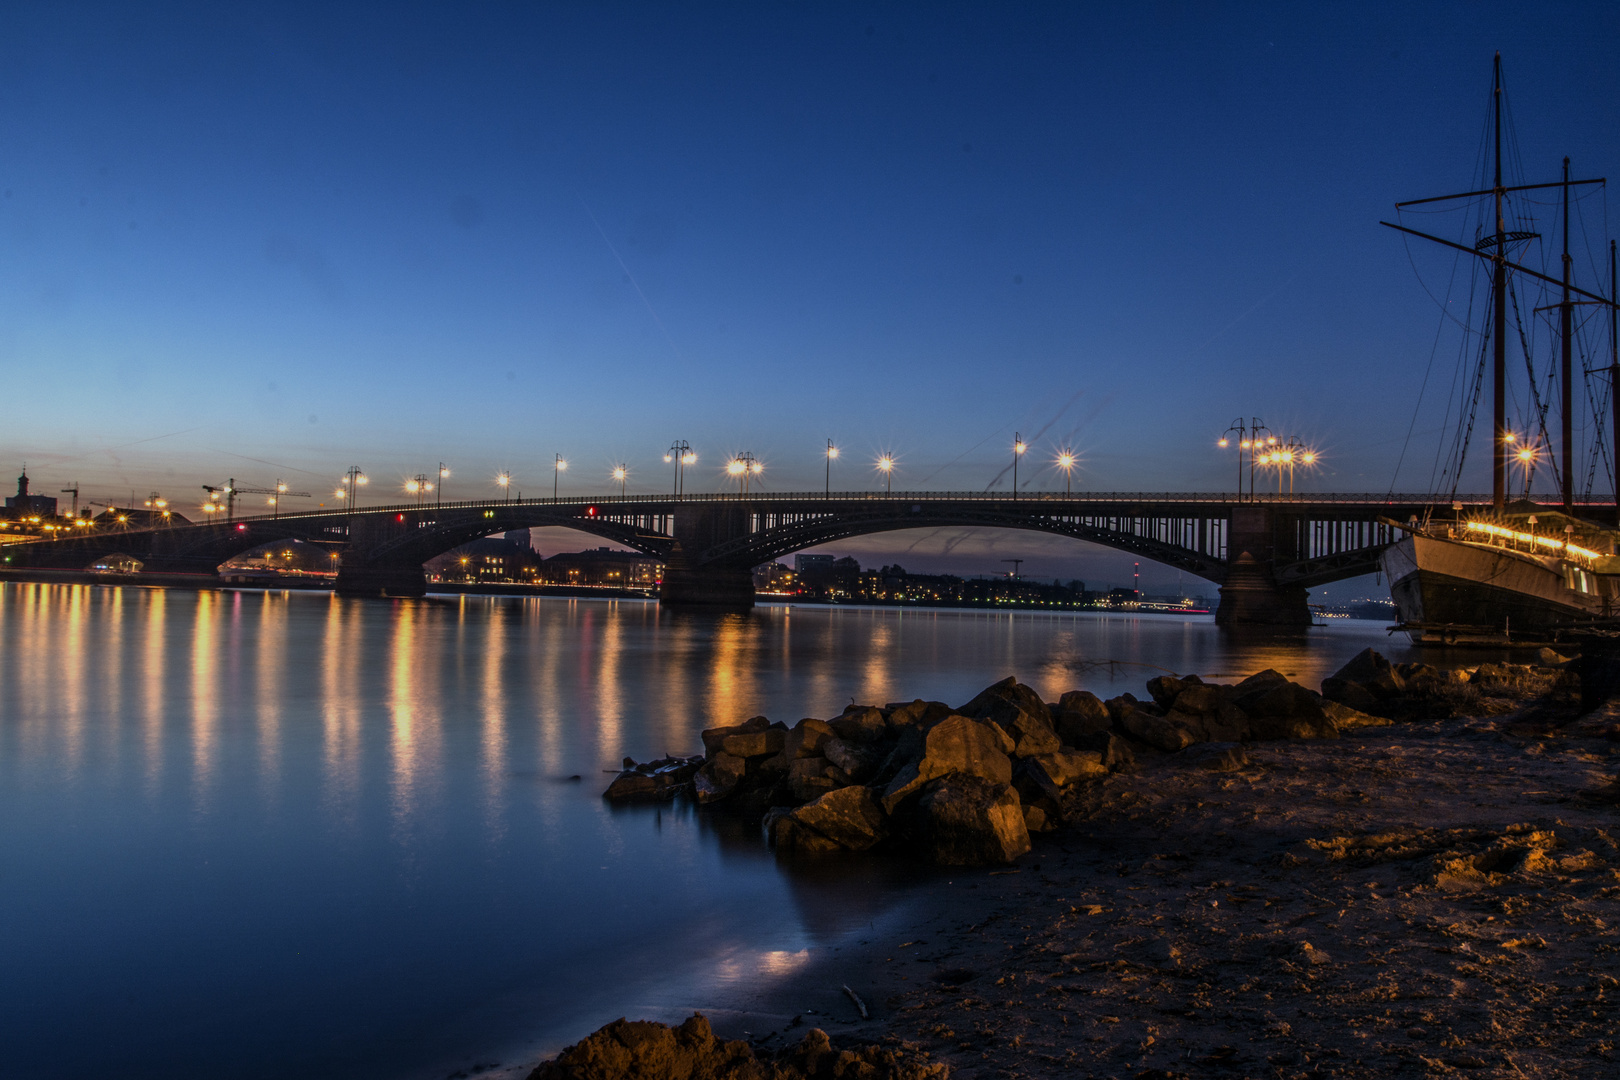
[437,463,449,508]
[825,439,839,498]
[405,474,433,505]
[1056,450,1077,495]
[612,465,627,499]
[553,455,567,502]
[496,471,511,502]
[664,440,694,497]
[876,454,895,494]
[1012,434,1027,500]
[336,467,367,517]
[726,452,762,495]
[1217,419,1270,501]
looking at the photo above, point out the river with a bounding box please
[0,583,1433,1079]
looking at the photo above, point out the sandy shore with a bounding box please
[656,706,1620,1079]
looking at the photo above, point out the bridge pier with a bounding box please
[1215,506,1312,626]
[334,565,427,598]
[659,563,755,608]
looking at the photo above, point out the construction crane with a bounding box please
[1001,558,1024,580]
[59,482,78,517]
[202,478,312,521]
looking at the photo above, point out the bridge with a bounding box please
[0,490,1495,624]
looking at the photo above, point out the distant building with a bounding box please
[753,561,795,592]
[542,547,660,588]
[426,535,541,583]
[5,470,56,518]
[795,553,834,575]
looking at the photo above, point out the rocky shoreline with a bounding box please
[524,646,1620,1079]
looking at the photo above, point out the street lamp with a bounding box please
[406,474,432,505]
[1516,443,1539,500]
[612,465,627,499]
[876,454,895,494]
[338,467,367,517]
[825,439,839,498]
[1055,449,1077,495]
[437,463,449,508]
[496,471,511,502]
[1218,419,1270,501]
[554,455,567,502]
[726,452,761,495]
[665,440,693,497]
[1012,434,1027,500]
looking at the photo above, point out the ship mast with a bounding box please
[1492,53,1507,510]
[1382,53,1615,517]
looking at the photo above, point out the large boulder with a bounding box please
[526,1012,760,1080]
[1236,680,1339,741]
[1117,707,1199,752]
[1322,648,1406,709]
[774,786,888,851]
[1319,699,1392,729]
[1053,690,1110,745]
[881,715,1014,812]
[989,708,1062,758]
[780,718,837,759]
[786,757,838,803]
[1145,674,1190,710]
[1029,748,1108,786]
[915,774,1031,866]
[959,676,1053,726]
[700,715,771,757]
[885,699,953,733]
[822,737,882,783]
[603,756,703,802]
[693,752,747,803]
[829,706,887,744]
[721,726,785,759]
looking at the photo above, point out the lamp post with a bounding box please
[496,471,511,503]
[613,465,627,499]
[437,463,449,508]
[1055,450,1077,495]
[876,454,895,494]
[337,466,367,519]
[1012,433,1026,500]
[726,452,761,496]
[665,440,693,497]
[406,474,432,506]
[553,455,567,502]
[825,439,838,498]
[1218,419,1270,501]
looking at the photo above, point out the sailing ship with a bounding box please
[1378,54,1620,643]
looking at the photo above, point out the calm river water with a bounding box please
[0,583,1432,1079]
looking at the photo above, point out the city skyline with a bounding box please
[3,3,1618,589]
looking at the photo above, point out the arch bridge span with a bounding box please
[1,491,1484,625]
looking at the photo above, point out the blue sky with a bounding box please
[2,2,1617,587]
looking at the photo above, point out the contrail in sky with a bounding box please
[983,388,1087,491]
[205,450,337,480]
[581,199,683,361]
[35,426,206,467]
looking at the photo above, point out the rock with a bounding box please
[781,718,837,759]
[1320,676,1383,715]
[693,752,747,803]
[1237,681,1338,740]
[1011,759,1063,821]
[764,810,844,854]
[700,715,770,758]
[884,699,952,732]
[829,706,887,744]
[1053,690,1110,744]
[880,715,1014,812]
[526,1012,759,1080]
[786,757,838,803]
[1029,748,1107,786]
[1118,707,1199,752]
[916,773,1031,866]
[1022,804,1052,833]
[959,676,1053,726]
[822,737,881,782]
[527,1014,948,1080]
[989,708,1062,758]
[1172,684,1226,714]
[721,726,785,758]
[1145,674,1188,709]
[780,786,887,851]
[1233,668,1290,695]
[1536,646,1573,667]
[1319,699,1392,729]
[1324,648,1405,703]
[602,756,702,802]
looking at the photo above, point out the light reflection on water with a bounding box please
[0,584,1434,1080]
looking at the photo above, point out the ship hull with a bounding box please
[1380,532,1605,641]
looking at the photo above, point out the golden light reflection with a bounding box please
[322,595,364,828]
[192,590,219,804]
[256,592,287,797]
[481,600,508,835]
[143,589,167,791]
[389,601,443,839]
[60,585,88,767]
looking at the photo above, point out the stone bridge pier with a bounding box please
[659,502,756,608]
[333,513,430,597]
[1215,506,1312,627]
